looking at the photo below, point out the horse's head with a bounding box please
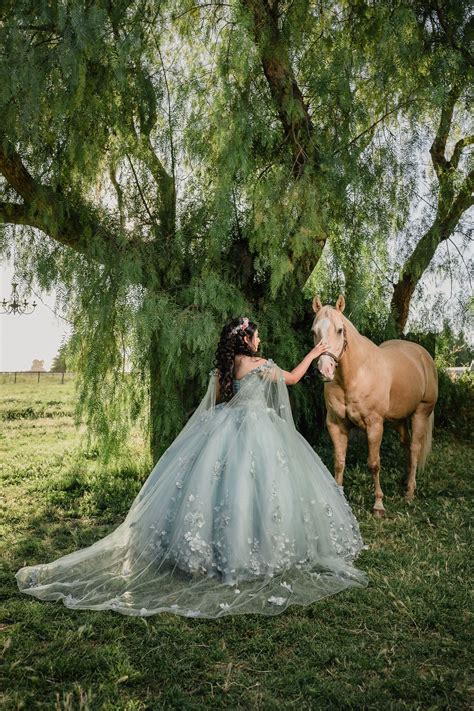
[311,294,347,382]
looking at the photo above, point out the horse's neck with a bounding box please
[336,318,375,385]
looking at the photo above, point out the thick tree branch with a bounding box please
[434,4,474,68]
[443,168,474,231]
[451,134,474,170]
[0,141,38,200]
[155,40,176,184]
[0,201,39,226]
[240,0,319,178]
[127,63,176,242]
[429,84,460,179]
[238,0,326,295]
[0,138,154,288]
[389,69,473,334]
[131,131,176,244]
[390,167,473,333]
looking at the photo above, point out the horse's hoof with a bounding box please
[405,493,415,502]
[372,507,385,518]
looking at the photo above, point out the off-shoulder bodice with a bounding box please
[233,358,275,394]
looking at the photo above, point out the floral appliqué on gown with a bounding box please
[16,359,368,617]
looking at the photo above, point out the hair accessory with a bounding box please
[231,317,249,335]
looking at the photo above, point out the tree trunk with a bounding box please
[390,274,417,335]
[389,79,473,335]
[240,0,319,179]
[389,174,473,334]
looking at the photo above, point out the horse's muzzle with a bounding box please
[316,354,337,382]
[319,373,333,382]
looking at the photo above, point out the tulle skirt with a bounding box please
[16,398,368,618]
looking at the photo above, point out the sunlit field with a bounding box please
[1,376,472,709]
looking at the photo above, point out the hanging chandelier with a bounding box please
[0,282,37,315]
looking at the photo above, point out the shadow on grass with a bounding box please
[314,423,471,502]
[2,429,472,710]
[11,426,470,575]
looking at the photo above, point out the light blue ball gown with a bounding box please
[16,359,368,617]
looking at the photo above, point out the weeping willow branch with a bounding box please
[451,134,474,170]
[240,0,320,179]
[390,170,473,333]
[128,62,176,243]
[0,137,156,289]
[429,84,460,180]
[0,201,34,225]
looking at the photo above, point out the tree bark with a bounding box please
[239,0,325,294]
[0,137,157,288]
[389,82,474,334]
[240,0,319,179]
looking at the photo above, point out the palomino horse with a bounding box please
[311,295,438,516]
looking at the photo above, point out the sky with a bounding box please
[0,259,72,372]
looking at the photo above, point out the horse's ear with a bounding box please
[312,295,322,313]
[335,294,345,312]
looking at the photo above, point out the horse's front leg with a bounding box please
[366,419,385,516]
[326,415,350,487]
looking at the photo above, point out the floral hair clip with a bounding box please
[231,317,249,335]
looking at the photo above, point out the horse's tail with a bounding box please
[418,411,434,472]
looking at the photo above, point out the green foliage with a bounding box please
[435,320,474,368]
[50,340,68,372]
[435,370,473,439]
[305,238,393,344]
[0,0,471,456]
[1,377,472,708]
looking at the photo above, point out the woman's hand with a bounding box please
[310,341,329,360]
[282,341,330,385]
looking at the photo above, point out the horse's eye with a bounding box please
[337,328,343,334]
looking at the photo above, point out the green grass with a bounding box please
[0,378,472,709]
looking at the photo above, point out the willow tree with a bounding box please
[389,1,473,334]
[305,1,473,337]
[0,1,470,461]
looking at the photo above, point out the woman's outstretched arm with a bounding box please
[280,343,328,386]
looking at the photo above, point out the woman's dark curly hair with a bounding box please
[214,317,258,401]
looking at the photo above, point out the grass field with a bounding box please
[1,376,472,709]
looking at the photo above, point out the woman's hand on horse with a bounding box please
[310,342,328,360]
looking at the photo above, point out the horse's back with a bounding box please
[379,339,434,370]
[378,339,438,415]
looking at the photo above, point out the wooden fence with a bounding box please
[0,371,75,384]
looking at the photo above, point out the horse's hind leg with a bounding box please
[406,405,431,500]
[395,419,411,488]
[367,420,385,516]
[395,419,410,455]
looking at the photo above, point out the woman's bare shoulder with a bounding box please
[233,355,269,379]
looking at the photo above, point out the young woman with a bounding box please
[16,316,368,618]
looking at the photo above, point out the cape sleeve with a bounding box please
[259,359,296,430]
[197,368,219,414]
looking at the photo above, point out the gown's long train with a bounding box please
[16,360,368,617]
